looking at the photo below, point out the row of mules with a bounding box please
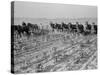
[12,22,50,38]
[50,22,97,36]
[12,21,97,38]
[12,22,39,38]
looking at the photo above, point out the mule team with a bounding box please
[50,21,97,36]
[12,21,97,38]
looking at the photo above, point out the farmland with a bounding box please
[12,20,97,73]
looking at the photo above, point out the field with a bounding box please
[11,1,97,73]
[12,26,97,73]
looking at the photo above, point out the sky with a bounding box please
[14,1,97,19]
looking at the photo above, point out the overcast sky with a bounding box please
[14,1,97,18]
